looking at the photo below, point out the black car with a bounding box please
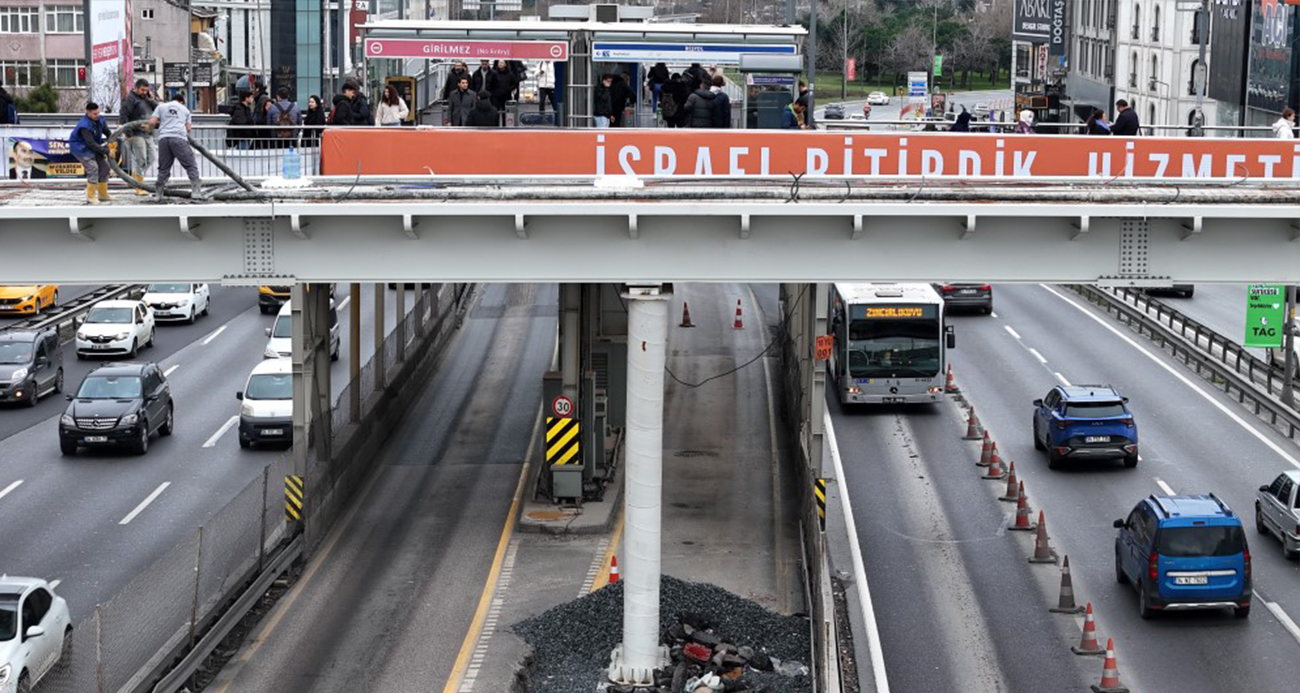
[0,328,63,407]
[59,362,173,455]
[934,283,993,314]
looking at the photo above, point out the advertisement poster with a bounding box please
[88,0,132,108]
[1013,0,1052,42]
[6,137,85,180]
[1247,0,1293,114]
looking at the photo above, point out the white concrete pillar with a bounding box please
[609,284,671,686]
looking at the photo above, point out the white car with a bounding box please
[866,91,890,105]
[236,358,293,448]
[0,577,73,693]
[75,300,155,360]
[263,300,339,361]
[142,283,210,324]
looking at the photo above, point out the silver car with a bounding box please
[1256,470,1300,560]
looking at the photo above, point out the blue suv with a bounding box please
[1032,385,1138,469]
[1114,495,1252,619]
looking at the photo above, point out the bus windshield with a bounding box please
[847,306,941,379]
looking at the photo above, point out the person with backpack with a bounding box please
[466,91,500,127]
[709,75,731,128]
[661,73,689,128]
[683,79,718,128]
[647,62,669,115]
[266,87,302,145]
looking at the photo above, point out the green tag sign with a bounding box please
[933,54,943,78]
[1245,284,1286,348]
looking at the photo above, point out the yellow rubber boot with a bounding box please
[85,182,98,205]
[133,174,148,196]
[97,181,112,203]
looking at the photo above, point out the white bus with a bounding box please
[828,283,954,404]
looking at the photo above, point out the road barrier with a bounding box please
[0,284,144,343]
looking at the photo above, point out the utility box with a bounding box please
[551,464,584,500]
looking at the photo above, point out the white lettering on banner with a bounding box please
[899,139,909,176]
[807,148,829,175]
[1149,153,1170,177]
[995,140,1005,176]
[654,146,676,175]
[1291,144,1300,176]
[863,149,886,175]
[922,150,943,176]
[1014,151,1037,176]
[1226,154,1247,177]
[759,147,771,175]
[1125,142,1136,177]
[1088,152,1112,177]
[619,146,641,175]
[595,137,606,176]
[729,147,748,176]
[1182,153,1212,178]
[959,150,981,176]
[1260,155,1281,177]
[694,148,713,175]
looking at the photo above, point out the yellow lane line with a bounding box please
[589,504,625,593]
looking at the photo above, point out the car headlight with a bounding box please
[264,346,279,358]
[10,367,27,381]
[241,402,255,417]
[114,332,130,341]
[120,413,138,426]
[60,414,74,426]
[76,332,88,341]
[0,663,11,685]
[178,298,191,306]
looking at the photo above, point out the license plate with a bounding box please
[1085,436,1109,443]
[1174,576,1208,585]
[960,289,976,294]
[91,344,111,350]
[262,428,284,436]
[882,397,905,404]
[84,436,108,443]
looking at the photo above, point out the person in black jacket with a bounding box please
[442,62,471,100]
[330,93,351,125]
[683,84,718,128]
[446,76,476,126]
[303,95,326,146]
[683,63,705,92]
[119,78,157,192]
[1111,99,1140,136]
[661,73,690,128]
[593,74,614,128]
[647,62,669,114]
[227,91,257,148]
[488,60,517,115]
[0,86,14,125]
[709,75,731,128]
[342,83,374,126]
[466,92,500,127]
[610,73,633,127]
[471,60,494,94]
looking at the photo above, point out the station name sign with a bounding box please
[364,38,569,61]
[322,130,1300,181]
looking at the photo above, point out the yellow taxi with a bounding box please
[0,285,58,315]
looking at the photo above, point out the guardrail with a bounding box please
[820,117,1280,137]
[1070,284,1300,441]
[0,285,144,342]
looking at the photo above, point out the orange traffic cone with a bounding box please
[1090,638,1130,693]
[609,555,620,584]
[983,451,1007,480]
[1072,602,1105,656]
[1009,482,1036,531]
[1051,555,1086,614]
[945,364,959,394]
[1029,510,1055,563]
[963,408,984,440]
[680,302,695,328]
[733,300,744,329]
[999,461,1020,502]
[977,432,993,465]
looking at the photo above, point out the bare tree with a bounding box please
[881,22,931,78]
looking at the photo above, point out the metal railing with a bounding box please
[821,118,1280,137]
[0,285,142,343]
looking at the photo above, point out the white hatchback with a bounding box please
[866,91,890,105]
[0,577,72,693]
[142,283,210,324]
[75,300,155,359]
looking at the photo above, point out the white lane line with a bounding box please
[163,364,179,377]
[1040,284,1300,470]
[48,579,61,590]
[1028,347,1048,364]
[990,311,999,318]
[824,411,891,693]
[1258,594,1300,647]
[1054,372,1072,386]
[119,482,170,525]
[1004,325,1022,340]
[201,324,228,345]
[337,295,351,311]
[1154,478,1177,496]
[0,480,23,500]
[203,415,239,448]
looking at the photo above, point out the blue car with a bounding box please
[1114,495,1252,619]
[1032,385,1138,469]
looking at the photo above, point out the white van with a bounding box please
[263,299,340,361]
[235,358,293,448]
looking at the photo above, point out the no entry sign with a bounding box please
[364,38,569,61]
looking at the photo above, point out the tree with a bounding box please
[881,22,931,79]
[13,69,59,113]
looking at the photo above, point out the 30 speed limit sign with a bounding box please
[551,396,574,419]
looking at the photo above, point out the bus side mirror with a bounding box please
[945,326,956,349]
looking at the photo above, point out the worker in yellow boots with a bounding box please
[69,102,112,205]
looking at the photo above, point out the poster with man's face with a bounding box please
[6,137,84,180]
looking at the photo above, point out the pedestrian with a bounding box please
[610,72,633,127]
[1084,108,1112,135]
[119,78,158,195]
[1015,109,1036,134]
[661,73,689,128]
[446,76,476,126]
[593,74,614,128]
[252,83,270,125]
[376,84,409,126]
[647,62,669,115]
[710,74,731,128]
[536,61,557,113]
[683,63,705,92]
[950,105,971,132]
[683,76,718,128]
[0,85,15,124]
[69,102,113,205]
[303,95,326,146]
[266,86,302,145]
[488,60,517,119]
[150,93,205,201]
[471,59,494,94]
[227,91,257,149]
[796,81,815,128]
[1112,99,1140,136]
[442,61,471,100]
[1272,107,1296,139]
[343,82,374,126]
[466,91,499,127]
[781,100,807,130]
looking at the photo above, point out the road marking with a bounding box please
[1028,347,1048,364]
[163,364,179,377]
[203,415,239,448]
[0,480,22,501]
[1258,593,1300,647]
[1154,478,1177,496]
[990,311,998,318]
[1004,325,1022,339]
[201,324,227,345]
[1040,284,1300,470]
[48,579,61,590]
[588,509,625,594]
[119,482,170,525]
[1054,372,1072,386]
[337,295,351,311]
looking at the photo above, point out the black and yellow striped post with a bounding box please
[814,478,827,531]
[547,416,583,499]
[285,475,304,522]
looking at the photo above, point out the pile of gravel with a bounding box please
[512,575,811,693]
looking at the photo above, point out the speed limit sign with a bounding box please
[551,396,574,419]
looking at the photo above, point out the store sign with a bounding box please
[163,62,214,88]
[590,42,796,65]
[1013,0,1052,42]
[1048,0,1068,57]
[364,38,569,61]
[1247,0,1294,113]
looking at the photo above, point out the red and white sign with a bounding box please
[551,396,574,419]
[846,58,856,81]
[91,41,120,64]
[365,38,569,61]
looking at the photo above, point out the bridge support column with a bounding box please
[349,283,361,422]
[291,283,333,544]
[608,284,671,686]
[561,283,582,404]
[373,284,385,390]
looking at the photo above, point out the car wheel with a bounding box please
[1234,604,1250,619]
[259,305,272,315]
[1046,445,1062,470]
[60,439,77,456]
[1138,582,1155,620]
[33,298,41,316]
[239,436,251,449]
[331,345,339,362]
[26,384,39,407]
[159,404,174,437]
[17,672,31,693]
[54,368,64,394]
[1123,454,1139,468]
[1115,549,1128,584]
[147,328,156,348]
[52,290,58,307]
[1033,419,1045,451]
[187,307,197,324]
[1256,505,1269,534]
[58,626,73,669]
[202,301,209,316]
[134,422,149,455]
[128,338,138,358]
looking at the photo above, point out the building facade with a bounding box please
[1113,0,1216,133]
[0,2,89,93]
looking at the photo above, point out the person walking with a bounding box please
[376,84,409,126]
[303,95,326,146]
[446,76,476,126]
[119,78,157,195]
[796,81,816,129]
[536,61,557,113]
[150,93,205,201]
[442,61,471,101]
[710,75,731,128]
[1015,110,1036,134]
[610,72,633,127]
[69,102,113,205]
[950,105,971,132]
[661,73,690,128]
[487,60,517,124]
[1112,99,1140,136]
[466,91,500,127]
[266,86,302,145]
[683,78,718,128]
[343,82,374,126]
[228,91,257,149]
[471,60,494,94]
[593,74,614,128]
[647,62,669,116]
[1084,108,1112,135]
[1273,107,1296,139]
[781,100,808,130]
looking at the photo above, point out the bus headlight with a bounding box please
[847,386,861,395]
[928,386,942,394]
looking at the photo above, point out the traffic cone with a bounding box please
[680,302,695,328]
[983,451,1007,480]
[609,555,620,584]
[1090,639,1130,693]
[945,364,959,394]
[1009,482,1036,531]
[1072,603,1105,656]
[1029,510,1055,563]
[977,432,993,465]
[989,443,1004,471]
[999,461,1020,502]
[1050,555,1086,614]
[964,408,984,440]
[733,300,744,330]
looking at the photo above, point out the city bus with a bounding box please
[828,283,954,404]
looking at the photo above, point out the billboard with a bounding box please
[1048,0,1069,58]
[1013,0,1052,43]
[86,0,132,108]
[1247,0,1294,114]
[6,137,89,180]
[1210,0,1251,103]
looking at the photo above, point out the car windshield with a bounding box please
[847,308,941,379]
[246,373,292,400]
[148,283,191,294]
[77,375,142,399]
[272,316,292,339]
[1064,401,1126,417]
[1156,525,1246,557]
[0,597,17,641]
[0,341,32,365]
[86,306,133,324]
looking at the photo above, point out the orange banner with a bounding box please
[321,129,1300,181]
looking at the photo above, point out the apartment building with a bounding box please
[1113,0,1215,132]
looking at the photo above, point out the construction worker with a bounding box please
[68,102,112,205]
[149,93,206,201]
